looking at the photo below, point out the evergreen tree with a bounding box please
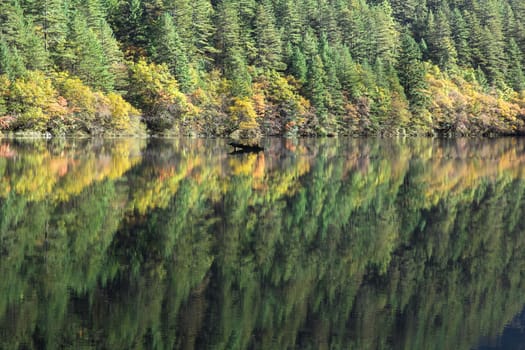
[214,0,242,67]
[164,0,192,49]
[0,1,48,71]
[319,35,344,115]
[465,10,484,69]
[281,0,303,46]
[389,0,418,25]
[372,1,399,65]
[426,9,457,69]
[226,48,252,97]
[85,0,106,29]
[397,34,429,114]
[189,0,215,66]
[333,45,356,94]
[154,12,191,92]
[481,1,507,85]
[0,0,525,136]
[451,9,471,66]
[343,0,369,62]
[305,55,328,122]
[289,45,307,83]
[506,39,525,91]
[254,1,284,71]
[110,0,148,53]
[65,12,113,91]
[0,38,25,79]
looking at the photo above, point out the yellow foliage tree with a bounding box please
[127,59,197,133]
[228,97,261,139]
[10,71,68,131]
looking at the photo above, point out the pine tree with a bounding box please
[46,0,70,66]
[85,0,106,29]
[333,45,356,94]
[98,21,126,91]
[215,0,242,67]
[451,9,471,66]
[164,0,192,49]
[288,46,307,83]
[227,48,252,97]
[1,1,49,71]
[372,1,399,65]
[465,10,484,69]
[281,0,302,46]
[301,28,319,59]
[0,38,25,79]
[480,27,505,84]
[425,9,457,69]
[343,0,369,62]
[190,0,215,66]
[397,33,429,114]
[319,35,343,115]
[481,1,507,85]
[305,54,328,120]
[154,12,191,92]
[255,1,284,71]
[389,0,418,25]
[110,0,148,53]
[506,39,525,91]
[65,12,113,91]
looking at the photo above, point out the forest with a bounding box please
[1,138,525,348]
[1,0,525,136]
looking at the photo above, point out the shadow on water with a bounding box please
[1,137,525,349]
[475,306,525,350]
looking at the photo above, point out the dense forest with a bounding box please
[1,0,525,136]
[1,138,525,348]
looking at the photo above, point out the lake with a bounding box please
[0,137,525,349]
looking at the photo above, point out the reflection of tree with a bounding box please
[1,138,525,349]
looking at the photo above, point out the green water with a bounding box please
[0,137,525,349]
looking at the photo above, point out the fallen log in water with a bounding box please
[228,141,264,153]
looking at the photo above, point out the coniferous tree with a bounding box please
[452,9,471,66]
[426,9,457,69]
[214,0,241,67]
[289,45,307,83]
[319,35,344,115]
[0,38,25,79]
[65,12,113,91]
[0,1,48,71]
[465,10,484,69]
[110,0,148,53]
[305,55,328,123]
[506,39,525,91]
[189,0,215,66]
[398,34,429,114]
[481,2,507,85]
[33,0,70,65]
[389,0,418,25]
[255,1,284,71]
[85,0,106,29]
[227,48,252,97]
[281,0,303,46]
[154,12,191,92]
[344,0,369,62]
[372,1,400,65]
[164,0,192,49]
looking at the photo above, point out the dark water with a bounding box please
[1,137,525,349]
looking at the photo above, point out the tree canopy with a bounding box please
[1,0,525,136]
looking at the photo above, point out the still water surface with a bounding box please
[0,137,525,349]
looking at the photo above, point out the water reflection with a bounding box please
[476,306,525,350]
[0,137,525,349]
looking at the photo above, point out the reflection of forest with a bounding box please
[1,138,525,349]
